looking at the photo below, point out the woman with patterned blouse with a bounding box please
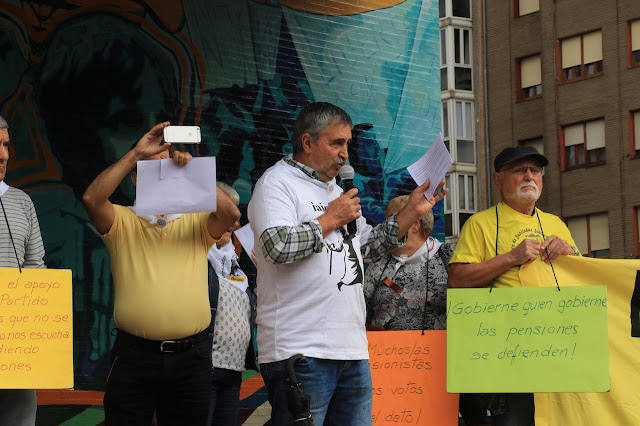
[364,195,455,331]
[206,183,257,425]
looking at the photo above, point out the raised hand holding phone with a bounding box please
[163,126,201,143]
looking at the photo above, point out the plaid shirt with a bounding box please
[259,155,405,264]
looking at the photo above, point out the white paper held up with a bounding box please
[234,223,256,266]
[136,156,217,216]
[407,133,452,200]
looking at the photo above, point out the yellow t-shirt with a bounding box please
[101,205,216,340]
[449,202,579,288]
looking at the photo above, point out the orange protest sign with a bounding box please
[368,330,458,425]
[0,268,73,388]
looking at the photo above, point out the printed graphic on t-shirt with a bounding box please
[508,227,543,251]
[325,228,364,291]
[229,258,245,278]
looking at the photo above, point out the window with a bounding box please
[453,28,472,91]
[441,26,473,92]
[454,100,474,163]
[442,99,475,164]
[559,31,603,83]
[629,20,640,68]
[516,0,539,17]
[441,0,471,19]
[442,101,450,151]
[517,54,542,101]
[561,119,606,170]
[566,213,610,258]
[631,110,640,158]
[452,0,471,18]
[519,137,544,155]
[444,173,477,239]
[441,29,448,91]
[441,19,473,93]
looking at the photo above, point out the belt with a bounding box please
[115,328,208,353]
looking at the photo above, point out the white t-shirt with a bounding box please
[248,158,370,363]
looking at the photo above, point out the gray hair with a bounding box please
[217,182,240,206]
[0,115,8,130]
[291,102,352,154]
[385,195,434,238]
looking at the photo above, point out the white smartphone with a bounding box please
[163,125,201,143]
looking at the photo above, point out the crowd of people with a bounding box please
[0,101,581,425]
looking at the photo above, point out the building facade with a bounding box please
[440,0,488,240]
[445,0,640,259]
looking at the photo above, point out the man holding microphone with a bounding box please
[248,102,447,424]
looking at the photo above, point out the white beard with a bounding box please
[513,181,541,201]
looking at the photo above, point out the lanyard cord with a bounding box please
[421,237,436,334]
[490,204,560,292]
[490,205,499,292]
[536,210,561,291]
[0,197,22,272]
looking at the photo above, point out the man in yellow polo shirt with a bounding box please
[82,122,240,426]
[448,146,580,426]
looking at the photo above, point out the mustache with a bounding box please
[519,182,538,190]
[332,158,346,166]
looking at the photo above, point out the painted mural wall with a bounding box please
[0,0,440,423]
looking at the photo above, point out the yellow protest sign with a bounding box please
[520,256,640,426]
[446,286,609,393]
[0,267,73,388]
[368,330,459,425]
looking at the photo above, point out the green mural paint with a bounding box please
[58,407,105,426]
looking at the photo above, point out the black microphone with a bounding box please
[339,165,357,236]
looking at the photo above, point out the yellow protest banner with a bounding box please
[368,330,459,425]
[518,256,640,426]
[446,286,609,392]
[0,267,73,388]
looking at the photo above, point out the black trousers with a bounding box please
[492,393,534,426]
[103,329,211,426]
[460,393,534,426]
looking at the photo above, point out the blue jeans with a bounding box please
[207,367,242,425]
[0,389,36,426]
[261,357,372,426]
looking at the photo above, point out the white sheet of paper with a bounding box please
[407,133,452,200]
[136,156,217,216]
[234,223,256,266]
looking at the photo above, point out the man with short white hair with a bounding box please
[448,146,580,426]
[0,114,46,425]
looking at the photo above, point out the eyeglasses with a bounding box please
[503,165,543,176]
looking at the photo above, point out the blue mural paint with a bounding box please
[0,0,441,422]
